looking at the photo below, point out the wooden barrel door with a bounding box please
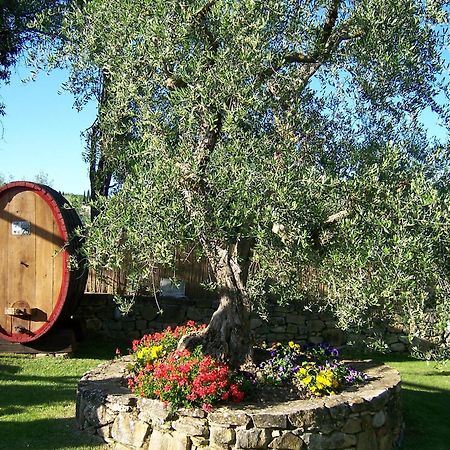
[0,181,86,343]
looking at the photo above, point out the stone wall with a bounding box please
[76,357,403,450]
[75,294,448,353]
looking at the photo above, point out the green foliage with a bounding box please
[127,323,246,411]
[64,192,91,225]
[35,1,450,342]
[33,170,53,185]
[0,0,67,115]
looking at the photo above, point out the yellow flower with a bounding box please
[302,375,313,385]
[136,345,164,362]
[150,345,163,360]
[288,341,295,348]
[316,374,331,388]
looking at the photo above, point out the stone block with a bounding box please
[342,417,362,434]
[136,320,148,331]
[324,397,350,421]
[172,431,193,450]
[106,394,137,413]
[308,320,326,332]
[97,424,112,440]
[208,409,251,427]
[236,428,272,448]
[141,305,158,321]
[83,403,115,428]
[389,342,406,352]
[172,417,208,436]
[300,433,330,450]
[372,410,386,428]
[361,389,390,411]
[251,412,288,429]
[378,430,394,450]
[138,398,172,425]
[356,429,377,450]
[210,425,236,445]
[190,435,210,448]
[107,321,123,331]
[251,318,265,329]
[321,329,345,347]
[328,432,357,449]
[146,429,173,450]
[269,431,304,449]
[186,307,204,321]
[160,304,187,324]
[271,326,289,333]
[178,408,207,418]
[285,324,298,334]
[113,442,135,450]
[286,315,306,326]
[111,412,150,448]
[122,321,137,332]
[288,401,332,433]
[86,317,104,331]
[344,396,367,413]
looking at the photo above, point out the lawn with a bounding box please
[0,339,448,450]
[375,354,450,450]
[0,338,127,450]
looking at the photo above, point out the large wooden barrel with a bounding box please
[0,181,87,343]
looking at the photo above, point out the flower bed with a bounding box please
[77,357,402,449]
[124,322,369,412]
[76,324,403,449]
[126,322,245,412]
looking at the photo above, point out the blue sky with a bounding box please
[1,61,448,196]
[0,63,96,194]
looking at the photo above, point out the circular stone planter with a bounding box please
[76,357,403,450]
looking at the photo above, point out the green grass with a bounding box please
[376,354,450,450]
[0,338,129,450]
[0,340,448,450]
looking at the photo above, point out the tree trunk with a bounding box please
[178,245,253,368]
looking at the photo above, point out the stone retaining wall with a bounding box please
[76,357,403,450]
[75,294,447,353]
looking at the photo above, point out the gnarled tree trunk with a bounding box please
[179,244,253,368]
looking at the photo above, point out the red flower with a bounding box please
[202,403,213,413]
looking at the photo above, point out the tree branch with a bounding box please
[321,0,340,45]
[256,0,363,88]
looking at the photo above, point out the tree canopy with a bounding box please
[38,0,450,365]
[0,0,69,116]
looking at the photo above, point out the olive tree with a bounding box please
[44,0,450,365]
[0,0,69,116]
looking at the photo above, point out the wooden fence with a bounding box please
[85,252,212,297]
[85,254,327,300]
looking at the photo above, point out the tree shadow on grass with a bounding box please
[0,416,106,450]
[73,335,130,361]
[0,361,21,375]
[400,382,450,450]
[0,382,79,414]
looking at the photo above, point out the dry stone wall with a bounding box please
[77,357,403,450]
[75,294,448,353]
